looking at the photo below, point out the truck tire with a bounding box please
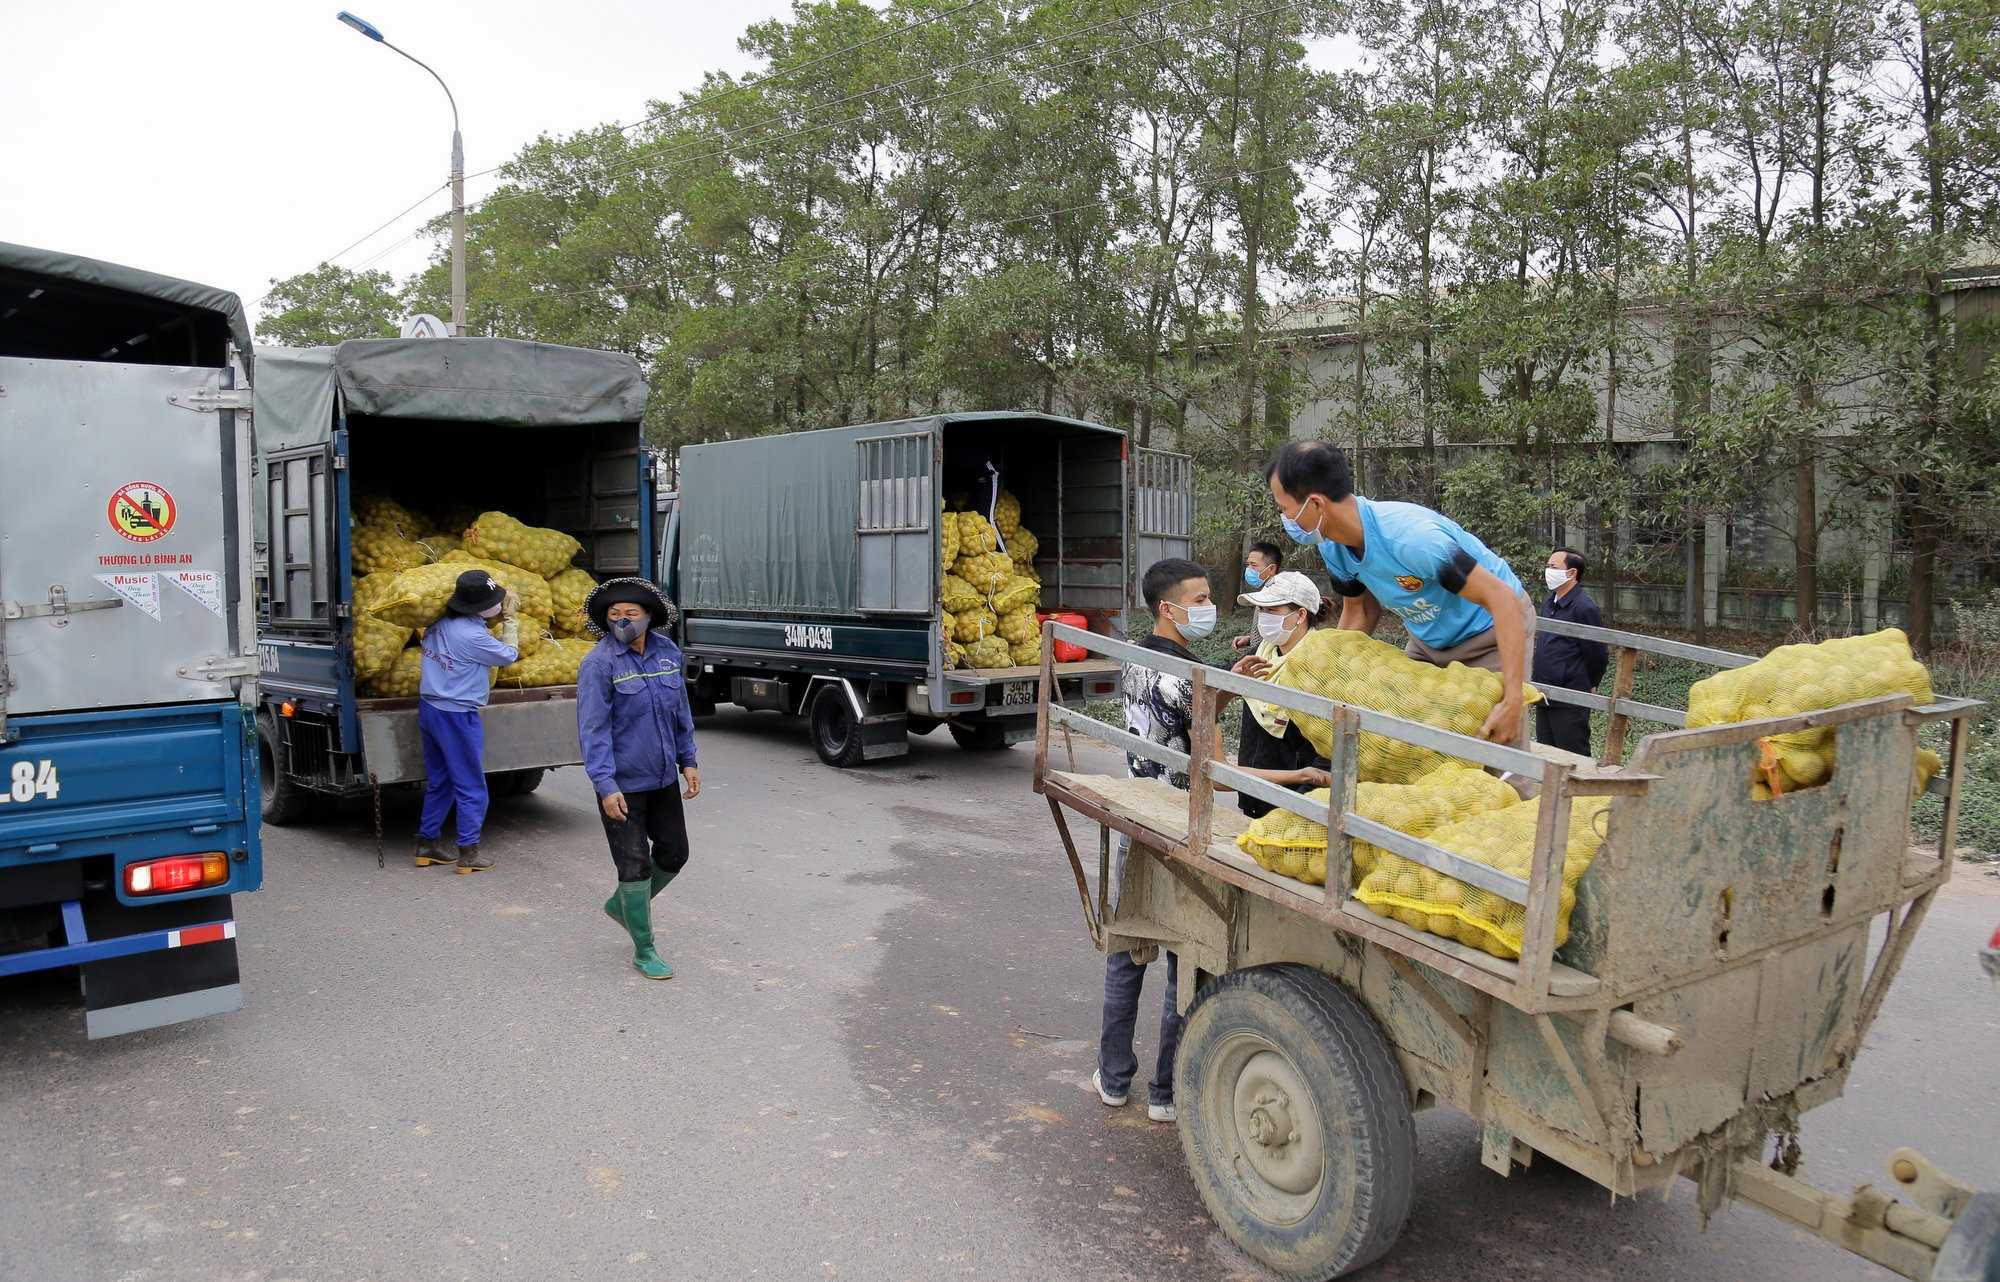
[948,721,1011,752]
[488,768,545,797]
[1175,963,1415,1280]
[256,716,313,828]
[810,687,867,768]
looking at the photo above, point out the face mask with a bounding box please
[1255,610,1300,644]
[478,602,504,619]
[608,617,648,644]
[1243,566,1265,589]
[1280,499,1321,547]
[1544,567,1571,592]
[1169,600,1217,640]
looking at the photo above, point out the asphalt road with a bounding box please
[3,708,1996,1282]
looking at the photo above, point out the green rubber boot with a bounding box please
[612,882,673,980]
[602,862,679,925]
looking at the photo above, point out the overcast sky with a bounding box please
[2,0,793,319]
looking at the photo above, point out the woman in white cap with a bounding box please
[1232,570,1335,817]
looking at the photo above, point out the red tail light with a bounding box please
[126,854,229,896]
[1988,922,2000,950]
[949,691,977,705]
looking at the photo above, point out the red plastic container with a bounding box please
[1040,611,1091,663]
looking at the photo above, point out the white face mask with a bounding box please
[1169,600,1217,640]
[1255,610,1300,644]
[1544,566,1571,592]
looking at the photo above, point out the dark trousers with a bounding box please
[417,702,487,846]
[1536,702,1593,757]
[1099,949,1184,1106]
[600,785,691,883]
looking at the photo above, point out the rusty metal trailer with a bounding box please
[1031,618,1996,1281]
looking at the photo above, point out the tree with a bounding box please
[257,263,401,346]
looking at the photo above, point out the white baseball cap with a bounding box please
[1238,570,1322,613]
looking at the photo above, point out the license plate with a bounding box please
[1002,681,1037,706]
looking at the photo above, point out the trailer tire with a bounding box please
[810,687,866,768]
[256,715,313,828]
[489,768,545,797]
[1175,963,1414,1281]
[948,721,1011,752]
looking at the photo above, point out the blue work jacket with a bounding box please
[576,631,698,798]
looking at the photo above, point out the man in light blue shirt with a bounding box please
[412,570,521,873]
[1266,441,1533,742]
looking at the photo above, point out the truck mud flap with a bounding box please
[81,894,242,1039]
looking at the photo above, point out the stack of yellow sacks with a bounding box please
[942,492,1047,669]
[354,500,599,696]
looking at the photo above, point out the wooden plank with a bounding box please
[1048,706,1189,774]
[1343,902,1602,1000]
[953,659,1122,682]
[1325,707,1359,896]
[1187,668,1219,857]
[1645,694,1913,753]
[1516,761,1576,1002]
[1032,626,1055,789]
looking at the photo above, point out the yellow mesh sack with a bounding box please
[1010,639,1040,666]
[956,512,999,556]
[1686,628,1933,797]
[1235,763,1522,887]
[414,530,464,561]
[954,552,1013,596]
[370,563,473,629]
[1270,628,1520,782]
[1356,797,1609,959]
[992,491,1022,540]
[992,575,1040,614]
[996,604,1039,645]
[547,568,596,637]
[354,496,422,535]
[953,607,998,644]
[1009,526,1039,566]
[462,511,582,578]
[359,645,424,698]
[439,551,554,622]
[351,523,430,576]
[941,504,961,568]
[941,574,982,615]
[964,636,1011,669]
[496,637,594,689]
[351,570,413,680]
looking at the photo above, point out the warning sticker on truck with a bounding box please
[107,481,177,543]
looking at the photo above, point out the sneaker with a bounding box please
[1091,1069,1129,1108]
[1148,1101,1178,1124]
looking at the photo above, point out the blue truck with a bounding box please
[249,338,652,819]
[0,243,262,1037]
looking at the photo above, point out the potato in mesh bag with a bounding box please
[992,491,1022,540]
[440,551,554,622]
[360,645,425,699]
[941,574,983,615]
[1356,796,1608,959]
[370,563,476,629]
[1235,763,1519,887]
[462,511,583,578]
[415,530,464,561]
[997,605,1039,646]
[496,637,594,689]
[352,523,430,576]
[1008,526,1039,566]
[955,511,998,556]
[964,636,1011,669]
[1271,628,1523,783]
[1010,640,1040,666]
[547,568,596,637]
[954,552,1013,597]
[941,504,961,568]
[991,575,1039,615]
[354,496,423,535]
[1686,628,1933,798]
[953,607,999,645]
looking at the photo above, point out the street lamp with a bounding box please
[336,11,466,336]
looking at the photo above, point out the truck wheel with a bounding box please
[257,716,313,828]
[810,687,866,768]
[1175,964,1415,1280]
[488,768,545,797]
[948,722,1011,752]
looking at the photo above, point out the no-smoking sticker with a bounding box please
[107,481,177,543]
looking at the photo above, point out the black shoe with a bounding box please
[455,844,494,874]
[414,837,456,867]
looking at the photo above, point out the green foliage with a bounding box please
[257,263,400,346]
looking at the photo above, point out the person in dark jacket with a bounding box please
[576,578,700,981]
[1532,548,1609,757]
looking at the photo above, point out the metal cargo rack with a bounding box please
[1031,619,1993,1281]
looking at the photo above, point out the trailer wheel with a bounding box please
[488,768,545,797]
[256,716,313,828]
[1175,964,1414,1280]
[810,687,866,768]
[948,721,1011,752]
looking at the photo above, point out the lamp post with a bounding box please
[337,11,465,336]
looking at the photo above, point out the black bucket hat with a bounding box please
[583,577,678,638]
[444,569,506,617]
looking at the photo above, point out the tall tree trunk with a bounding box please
[1794,399,1819,631]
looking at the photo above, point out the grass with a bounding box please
[1082,610,1998,858]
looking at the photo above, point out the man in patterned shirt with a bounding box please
[1094,558,1268,1122]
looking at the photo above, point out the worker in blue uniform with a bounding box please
[412,570,521,873]
[576,578,700,981]
[1266,440,1535,743]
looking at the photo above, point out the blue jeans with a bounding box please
[417,701,488,847]
[1097,834,1185,1105]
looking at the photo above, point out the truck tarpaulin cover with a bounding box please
[250,337,648,454]
[0,240,254,372]
[680,429,860,616]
